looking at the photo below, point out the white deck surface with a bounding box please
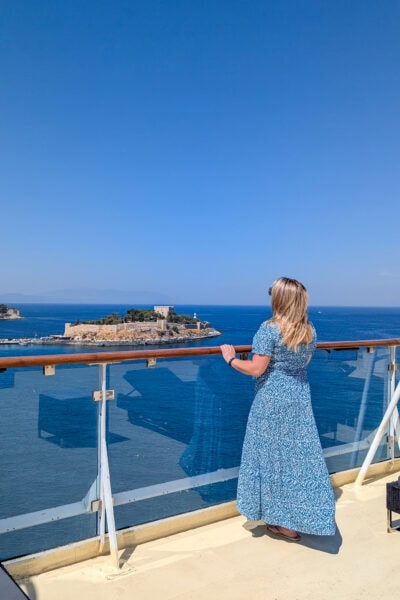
[18,471,400,600]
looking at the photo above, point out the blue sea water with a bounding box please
[1,303,400,355]
[0,304,399,560]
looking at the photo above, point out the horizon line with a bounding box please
[3,301,400,309]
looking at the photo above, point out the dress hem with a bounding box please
[236,505,336,537]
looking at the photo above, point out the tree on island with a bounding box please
[167,309,198,324]
[124,308,164,322]
[81,308,206,326]
[83,308,163,325]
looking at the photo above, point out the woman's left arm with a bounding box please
[220,344,270,377]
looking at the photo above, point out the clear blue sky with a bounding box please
[1,1,399,305]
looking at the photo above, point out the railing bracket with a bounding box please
[91,499,102,512]
[146,358,157,368]
[91,496,115,512]
[43,365,55,376]
[92,389,115,402]
[388,364,399,372]
[239,352,249,360]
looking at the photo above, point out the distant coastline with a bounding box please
[1,306,399,355]
[0,305,222,347]
[0,304,22,320]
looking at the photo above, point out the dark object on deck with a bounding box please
[0,563,30,599]
[386,479,400,532]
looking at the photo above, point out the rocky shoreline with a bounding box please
[0,329,222,347]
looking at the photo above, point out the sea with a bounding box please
[1,303,400,355]
[0,304,399,561]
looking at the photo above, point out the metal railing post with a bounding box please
[97,363,119,568]
[96,365,105,546]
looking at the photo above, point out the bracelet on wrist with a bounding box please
[228,357,236,367]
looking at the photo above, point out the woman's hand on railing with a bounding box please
[220,344,236,364]
[220,344,270,377]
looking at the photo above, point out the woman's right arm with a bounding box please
[220,344,270,377]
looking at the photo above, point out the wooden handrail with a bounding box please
[0,338,398,369]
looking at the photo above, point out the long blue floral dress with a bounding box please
[236,321,336,536]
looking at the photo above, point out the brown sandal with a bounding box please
[266,525,301,542]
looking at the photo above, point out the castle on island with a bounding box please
[63,306,220,344]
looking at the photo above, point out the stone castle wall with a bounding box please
[64,319,170,338]
[154,305,173,318]
[63,307,205,339]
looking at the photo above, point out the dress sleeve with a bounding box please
[252,323,275,356]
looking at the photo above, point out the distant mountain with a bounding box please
[0,289,173,304]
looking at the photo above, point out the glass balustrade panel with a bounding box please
[310,346,390,472]
[108,355,254,530]
[108,347,392,530]
[0,364,98,560]
[0,343,396,558]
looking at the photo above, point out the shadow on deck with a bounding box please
[15,469,400,600]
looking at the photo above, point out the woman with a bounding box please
[221,277,336,541]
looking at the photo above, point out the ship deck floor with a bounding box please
[18,470,400,600]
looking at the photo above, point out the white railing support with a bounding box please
[97,363,119,568]
[355,378,400,486]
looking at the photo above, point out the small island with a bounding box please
[0,304,22,320]
[61,305,221,346]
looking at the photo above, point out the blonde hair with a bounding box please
[268,277,313,351]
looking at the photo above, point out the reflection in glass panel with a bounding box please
[310,347,389,472]
[0,364,98,560]
[108,356,254,529]
[108,348,393,530]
